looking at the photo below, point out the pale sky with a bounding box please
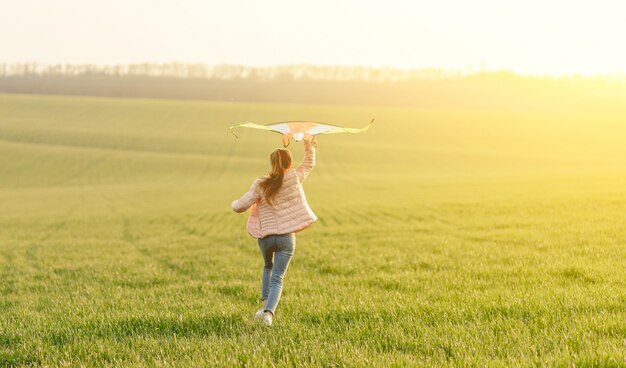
[1,0,625,75]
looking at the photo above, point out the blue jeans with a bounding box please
[258,233,296,315]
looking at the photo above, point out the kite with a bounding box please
[229,119,374,147]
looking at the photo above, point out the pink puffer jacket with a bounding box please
[231,141,317,238]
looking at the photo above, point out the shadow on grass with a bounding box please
[0,353,40,367]
[0,333,22,349]
[298,307,430,326]
[557,267,598,284]
[216,285,258,303]
[46,313,245,346]
[0,334,40,367]
[571,354,626,368]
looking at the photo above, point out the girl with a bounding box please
[231,136,317,326]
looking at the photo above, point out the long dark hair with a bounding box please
[259,148,292,204]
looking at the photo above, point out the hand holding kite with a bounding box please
[230,119,374,147]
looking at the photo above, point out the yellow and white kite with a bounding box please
[230,119,374,147]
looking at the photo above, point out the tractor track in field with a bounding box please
[0,135,230,161]
[196,132,231,182]
[134,246,196,278]
[0,247,17,296]
[0,113,195,190]
[0,187,86,312]
[344,206,379,226]
[92,186,190,278]
[20,197,85,279]
[105,206,236,279]
[215,136,239,181]
[376,207,411,225]
[198,211,237,236]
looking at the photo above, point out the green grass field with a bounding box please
[1,93,625,367]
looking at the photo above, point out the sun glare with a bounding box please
[2,0,626,76]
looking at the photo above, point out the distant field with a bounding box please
[0,93,625,367]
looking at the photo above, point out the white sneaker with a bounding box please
[262,312,273,326]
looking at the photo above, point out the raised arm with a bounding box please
[295,137,316,183]
[231,179,262,213]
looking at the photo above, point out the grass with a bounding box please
[0,93,625,367]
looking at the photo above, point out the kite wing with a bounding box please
[312,118,375,135]
[229,119,374,146]
[229,122,289,138]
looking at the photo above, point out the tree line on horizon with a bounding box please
[1,63,626,111]
[0,62,464,81]
[2,62,625,82]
